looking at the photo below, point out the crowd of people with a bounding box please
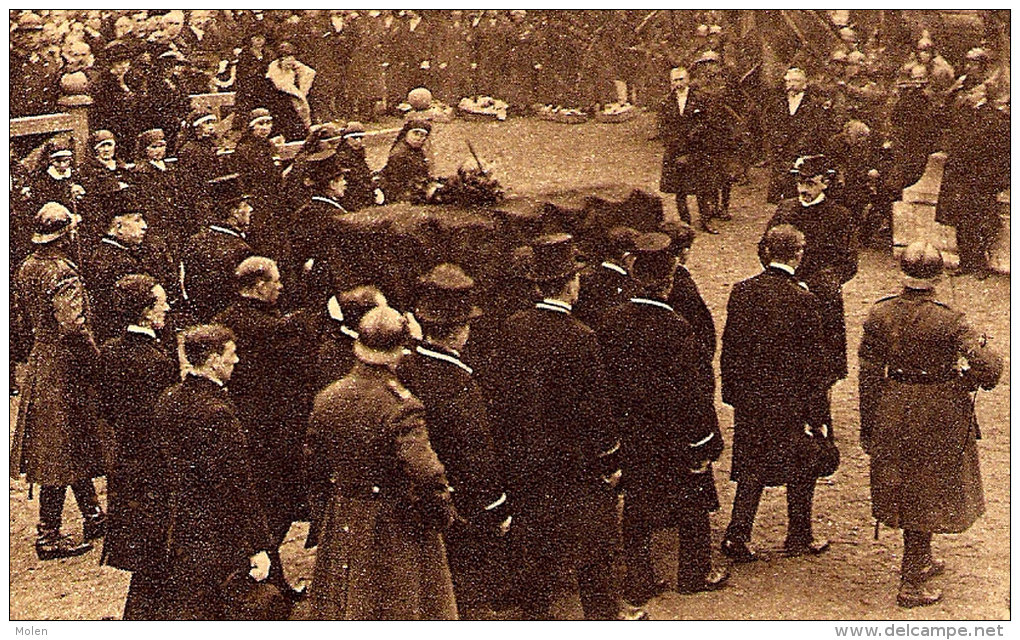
[8,9,1009,622]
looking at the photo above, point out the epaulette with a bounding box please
[386,378,412,401]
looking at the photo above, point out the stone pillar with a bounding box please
[891,151,959,269]
[988,188,1010,274]
[57,71,93,165]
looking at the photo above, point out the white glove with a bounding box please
[249,550,271,582]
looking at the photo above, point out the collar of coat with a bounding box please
[601,261,627,276]
[47,166,72,181]
[535,298,572,314]
[209,224,245,240]
[767,262,797,276]
[312,195,347,211]
[629,297,674,313]
[799,192,826,208]
[127,324,158,340]
[416,344,473,375]
[101,236,134,252]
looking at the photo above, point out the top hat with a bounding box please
[527,233,586,282]
[415,263,483,325]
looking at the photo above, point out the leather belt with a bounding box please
[886,368,956,385]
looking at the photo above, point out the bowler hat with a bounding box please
[415,263,483,325]
[527,233,586,282]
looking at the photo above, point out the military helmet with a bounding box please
[900,241,944,280]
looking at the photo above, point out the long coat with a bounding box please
[763,88,830,203]
[721,266,831,486]
[596,296,723,527]
[378,141,430,204]
[399,343,510,607]
[10,246,105,486]
[762,196,858,381]
[307,362,457,620]
[213,297,316,535]
[98,329,179,572]
[85,237,153,343]
[858,286,1002,533]
[658,89,727,196]
[667,264,717,358]
[154,374,273,620]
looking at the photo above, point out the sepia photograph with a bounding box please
[7,8,1011,629]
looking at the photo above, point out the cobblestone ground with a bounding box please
[9,113,1010,620]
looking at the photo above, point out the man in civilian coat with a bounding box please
[661,220,717,358]
[213,257,315,602]
[11,203,106,561]
[763,67,831,203]
[399,264,512,618]
[181,175,255,323]
[657,66,721,234]
[597,232,728,605]
[97,274,177,619]
[720,225,833,562]
[760,154,858,383]
[153,324,274,620]
[485,233,625,620]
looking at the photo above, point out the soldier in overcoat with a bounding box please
[97,274,177,619]
[399,264,511,618]
[10,203,107,561]
[596,232,728,604]
[307,306,458,620]
[859,242,1002,608]
[721,224,833,562]
[153,324,274,620]
[760,154,858,382]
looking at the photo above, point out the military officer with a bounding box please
[399,263,511,618]
[859,242,1002,608]
[307,305,458,620]
[11,202,107,561]
[181,175,255,323]
[597,232,728,603]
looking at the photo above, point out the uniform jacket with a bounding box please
[307,363,456,620]
[176,137,222,232]
[11,245,105,485]
[574,260,638,329]
[859,286,1002,533]
[85,237,151,343]
[131,160,183,249]
[762,196,858,380]
[720,266,831,485]
[486,300,620,504]
[181,224,254,323]
[155,373,273,620]
[334,143,377,212]
[213,297,317,530]
[667,264,717,358]
[597,296,723,526]
[98,329,179,572]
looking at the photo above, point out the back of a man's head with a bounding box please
[763,224,806,265]
[182,323,235,369]
[235,256,277,293]
[114,273,159,323]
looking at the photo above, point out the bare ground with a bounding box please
[9,113,1010,620]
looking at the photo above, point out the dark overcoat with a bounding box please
[596,296,723,528]
[720,267,831,486]
[155,374,273,620]
[98,330,179,572]
[399,343,510,606]
[574,261,638,329]
[658,89,712,195]
[334,143,377,212]
[763,88,830,202]
[213,297,316,534]
[130,161,184,252]
[181,224,254,323]
[307,363,457,620]
[667,264,717,358]
[85,238,150,343]
[10,246,105,486]
[859,287,1002,533]
[762,197,858,381]
[378,141,430,204]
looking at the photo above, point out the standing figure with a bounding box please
[720,224,833,562]
[334,121,382,211]
[265,41,316,141]
[859,242,1002,608]
[154,324,275,620]
[98,274,177,619]
[661,220,716,358]
[307,306,457,620]
[10,202,107,561]
[597,232,728,605]
[486,234,624,620]
[176,110,223,235]
[377,117,434,204]
[763,67,829,204]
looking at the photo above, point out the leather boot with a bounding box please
[897,580,943,608]
[36,525,92,561]
[83,509,107,541]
